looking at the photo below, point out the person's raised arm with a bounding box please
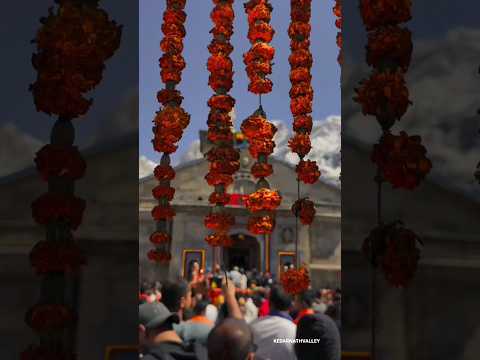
[222,275,243,320]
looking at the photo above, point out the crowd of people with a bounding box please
[139,262,341,360]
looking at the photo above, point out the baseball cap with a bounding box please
[139,302,179,330]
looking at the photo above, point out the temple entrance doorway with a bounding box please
[223,233,260,271]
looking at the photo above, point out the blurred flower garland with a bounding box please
[25,0,121,358]
[333,0,343,65]
[281,0,318,296]
[354,0,429,288]
[241,0,282,237]
[354,0,429,357]
[204,0,239,250]
[150,0,190,264]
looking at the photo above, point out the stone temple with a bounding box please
[139,130,341,289]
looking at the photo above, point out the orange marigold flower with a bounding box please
[288,134,312,157]
[363,221,422,288]
[208,94,236,112]
[160,53,186,71]
[241,115,277,139]
[247,3,271,24]
[292,198,316,225]
[244,0,273,14]
[289,49,313,69]
[209,74,234,92]
[296,160,321,184]
[26,304,74,333]
[154,164,176,181]
[249,139,275,158]
[161,69,182,84]
[205,212,235,232]
[281,267,310,295]
[151,204,176,220]
[208,54,233,73]
[209,192,231,205]
[291,39,311,51]
[249,78,273,94]
[210,160,240,175]
[248,215,275,235]
[354,70,411,126]
[205,232,234,247]
[372,131,432,190]
[290,96,313,116]
[245,188,282,212]
[290,68,312,83]
[152,185,175,201]
[288,22,311,40]
[161,36,184,54]
[163,9,187,26]
[293,115,313,133]
[207,146,240,162]
[147,249,172,264]
[167,0,187,9]
[208,40,234,56]
[211,3,234,27]
[157,89,183,106]
[360,0,412,30]
[152,135,178,154]
[289,82,314,100]
[205,172,234,187]
[210,24,234,39]
[244,43,275,62]
[31,192,86,230]
[208,127,234,143]
[29,240,86,274]
[246,61,272,77]
[149,231,171,245]
[154,106,190,130]
[251,162,273,179]
[291,6,311,23]
[248,23,275,43]
[366,26,412,71]
[161,22,186,38]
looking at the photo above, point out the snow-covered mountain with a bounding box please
[139,115,342,187]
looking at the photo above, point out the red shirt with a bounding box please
[259,299,270,317]
[294,308,315,324]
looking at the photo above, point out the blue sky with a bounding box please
[140,0,341,163]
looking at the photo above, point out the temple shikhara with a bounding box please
[139,129,341,289]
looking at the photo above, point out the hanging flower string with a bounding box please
[242,0,282,237]
[333,0,343,65]
[354,1,429,358]
[150,0,190,264]
[25,0,121,358]
[203,0,239,250]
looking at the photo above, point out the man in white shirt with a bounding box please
[250,285,297,360]
[229,266,242,288]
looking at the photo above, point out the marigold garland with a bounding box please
[292,198,316,225]
[150,0,190,264]
[30,241,86,275]
[280,266,310,295]
[296,160,321,184]
[26,303,74,333]
[31,192,86,230]
[362,222,422,287]
[34,144,86,181]
[356,0,430,294]
[247,215,275,235]
[204,0,239,250]
[333,0,343,64]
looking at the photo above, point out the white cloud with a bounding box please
[139,155,156,178]
[180,139,203,163]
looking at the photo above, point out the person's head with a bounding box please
[233,266,239,272]
[192,260,200,272]
[139,302,180,347]
[283,265,289,272]
[269,285,292,312]
[161,280,188,313]
[295,289,317,311]
[214,264,221,273]
[207,318,256,360]
[194,300,209,317]
[295,313,341,360]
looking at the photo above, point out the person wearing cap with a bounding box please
[139,302,203,360]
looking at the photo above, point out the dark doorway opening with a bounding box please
[223,234,260,270]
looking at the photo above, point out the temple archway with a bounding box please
[223,233,260,271]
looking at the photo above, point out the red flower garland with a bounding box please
[204,0,239,249]
[243,0,275,95]
[30,241,86,274]
[31,1,121,118]
[31,192,86,230]
[363,222,422,287]
[356,0,430,288]
[292,198,316,225]
[333,0,343,64]
[35,145,86,181]
[150,0,190,263]
[26,303,74,333]
[280,266,310,295]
